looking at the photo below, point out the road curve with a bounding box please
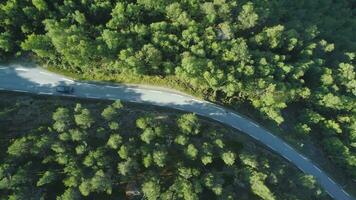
[0,63,353,200]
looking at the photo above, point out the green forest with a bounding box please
[0,0,355,196]
[0,93,329,199]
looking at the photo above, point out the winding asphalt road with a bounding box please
[0,63,353,200]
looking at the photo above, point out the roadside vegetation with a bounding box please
[0,0,355,194]
[0,92,330,199]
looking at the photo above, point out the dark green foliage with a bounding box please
[0,0,355,187]
[0,101,329,200]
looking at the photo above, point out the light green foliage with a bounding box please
[142,178,161,200]
[73,10,86,25]
[240,153,258,168]
[7,137,31,157]
[249,171,276,200]
[140,128,156,144]
[102,29,122,51]
[1,0,354,197]
[101,100,123,121]
[107,134,122,149]
[101,106,118,121]
[79,180,91,196]
[201,2,217,24]
[118,145,129,159]
[153,150,168,167]
[174,134,188,145]
[137,44,162,73]
[237,2,259,30]
[338,63,356,95]
[295,123,311,136]
[143,154,153,168]
[186,144,198,160]
[255,25,285,49]
[221,151,236,166]
[74,108,94,129]
[298,175,316,190]
[70,129,86,141]
[201,155,212,165]
[0,32,14,53]
[166,3,191,26]
[214,139,224,148]
[56,188,81,200]
[36,171,56,186]
[107,2,126,28]
[31,0,47,11]
[178,167,200,179]
[88,170,113,195]
[177,113,201,135]
[117,159,135,176]
[109,122,119,130]
[52,108,72,132]
[75,144,86,155]
[136,116,154,129]
[203,173,224,195]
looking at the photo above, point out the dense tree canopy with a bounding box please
[0,100,330,199]
[0,0,355,183]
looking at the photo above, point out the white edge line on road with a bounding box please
[325,190,335,199]
[148,90,163,94]
[315,166,322,172]
[209,112,225,117]
[231,113,242,118]
[15,68,29,71]
[212,118,225,124]
[105,85,119,88]
[297,166,306,173]
[266,144,274,151]
[301,155,308,160]
[283,155,291,162]
[172,107,185,111]
[13,89,29,93]
[284,144,294,151]
[191,99,204,103]
[249,134,260,141]
[170,94,183,98]
[86,96,101,99]
[57,93,75,97]
[0,67,9,70]
[129,100,143,103]
[343,190,351,197]
[39,71,53,76]
[251,122,260,127]
[38,92,53,95]
[61,78,74,82]
[328,177,336,184]
[213,106,225,112]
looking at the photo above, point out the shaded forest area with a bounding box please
[0,92,329,199]
[0,0,355,185]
